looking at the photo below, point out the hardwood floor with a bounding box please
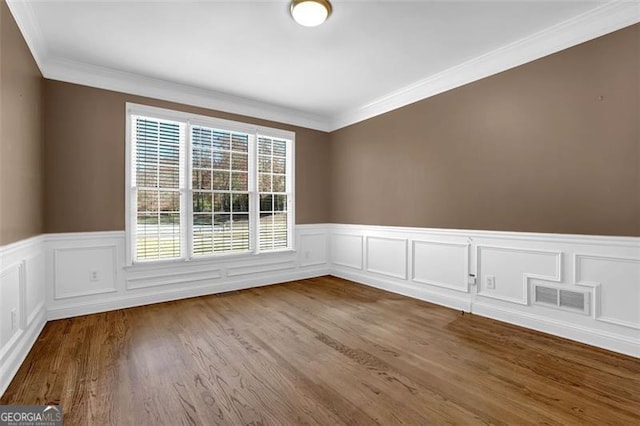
[2,276,639,425]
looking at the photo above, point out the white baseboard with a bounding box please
[332,268,471,312]
[0,305,46,397]
[471,301,640,358]
[47,266,329,320]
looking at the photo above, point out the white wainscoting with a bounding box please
[366,236,408,279]
[0,235,46,397]
[574,254,640,330]
[476,245,562,305]
[330,224,640,358]
[412,240,470,292]
[331,233,363,269]
[44,225,331,320]
[2,223,639,396]
[53,245,118,299]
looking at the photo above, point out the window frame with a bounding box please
[125,102,296,266]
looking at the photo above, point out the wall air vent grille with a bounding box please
[533,285,589,315]
[535,286,558,305]
[560,290,587,311]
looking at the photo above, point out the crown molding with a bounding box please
[5,0,47,73]
[43,58,332,132]
[5,2,332,132]
[7,1,639,133]
[328,0,640,131]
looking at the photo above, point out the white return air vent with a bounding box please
[533,284,590,315]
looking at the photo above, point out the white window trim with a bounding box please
[125,102,296,266]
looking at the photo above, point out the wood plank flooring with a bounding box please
[2,276,639,425]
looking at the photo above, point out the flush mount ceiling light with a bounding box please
[290,0,332,27]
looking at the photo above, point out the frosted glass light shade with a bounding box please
[290,0,332,27]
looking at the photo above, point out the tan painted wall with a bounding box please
[43,81,331,233]
[0,1,44,245]
[330,24,640,236]
[34,23,640,237]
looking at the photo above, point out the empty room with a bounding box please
[1,0,639,424]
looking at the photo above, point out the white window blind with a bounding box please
[127,104,295,264]
[258,136,290,251]
[133,116,185,261]
[192,126,251,256]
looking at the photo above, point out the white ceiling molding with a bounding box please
[44,58,332,132]
[5,0,47,72]
[5,0,332,132]
[7,0,640,133]
[329,0,640,131]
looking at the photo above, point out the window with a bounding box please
[126,104,294,264]
[258,136,290,251]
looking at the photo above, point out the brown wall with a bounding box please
[330,24,640,236]
[35,23,640,237]
[43,81,331,233]
[0,1,44,245]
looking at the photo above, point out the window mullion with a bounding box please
[156,128,161,258]
[183,121,192,260]
[249,133,259,254]
[127,115,137,265]
[287,136,294,250]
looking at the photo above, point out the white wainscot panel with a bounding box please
[575,254,640,330]
[412,240,469,292]
[331,234,363,270]
[126,263,223,290]
[227,259,297,277]
[0,263,23,349]
[366,236,407,279]
[478,245,561,305]
[25,253,45,325]
[299,233,328,267]
[54,246,117,299]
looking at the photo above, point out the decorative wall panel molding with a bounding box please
[0,263,24,351]
[226,260,297,277]
[476,245,562,305]
[330,233,364,270]
[53,245,118,299]
[0,236,46,397]
[24,252,45,326]
[299,233,328,267]
[126,265,224,290]
[366,236,408,279]
[412,240,470,292]
[574,254,640,330]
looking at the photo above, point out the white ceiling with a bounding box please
[7,1,640,131]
